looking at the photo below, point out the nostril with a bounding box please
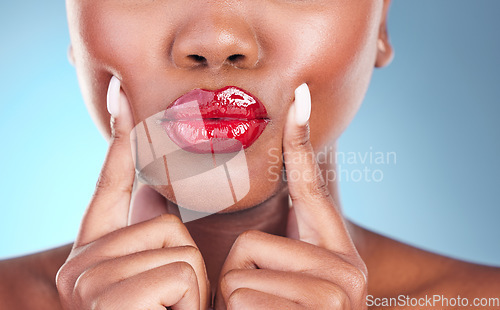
[187,54,207,64]
[227,54,245,62]
[182,54,250,68]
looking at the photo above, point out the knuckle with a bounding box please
[349,264,368,293]
[231,230,261,257]
[290,123,312,149]
[320,258,368,306]
[306,176,330,200]
[156,213,183,225]
[55,262,74,296]
[358,261,369,281]
[325,289,350,309]
[306,279,346,309]
[153,214,186,248]
[95,171,112,192]
[73,280,89,305]
[110,128,129,145]
[91,283,128,310]
[234,230,260,248]
[172,261,197,284]
[56,260,102,308]
[73,267,99,304]
[220,269,241,296]
[181,244,201,259]
[227,287,250,310]
[323,261,367,309]
[179,245,203,266]
[349,265,369,306]
[94,171,131,197]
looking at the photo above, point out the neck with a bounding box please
[185,186,289,288]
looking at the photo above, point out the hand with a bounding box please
[215,84,368,309]
[56,76,210,310]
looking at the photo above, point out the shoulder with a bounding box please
[358,227,500,305]
[0,245,72,310]
[432,259,500,298]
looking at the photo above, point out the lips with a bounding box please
[161,86,269,153]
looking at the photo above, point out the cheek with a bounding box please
[310,24,378,150]
[69,1,187,139]
[262,5,380,149]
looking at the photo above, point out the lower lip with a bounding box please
[161,118,269,153]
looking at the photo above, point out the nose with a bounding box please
[171,9,260,69]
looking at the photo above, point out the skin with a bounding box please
[1,0,500,309]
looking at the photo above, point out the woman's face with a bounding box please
[66,0,392,212]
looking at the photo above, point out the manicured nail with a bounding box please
[378,38,387,53]
[294,83,311,126]
[67,45,75,66]
[107,76,121,117]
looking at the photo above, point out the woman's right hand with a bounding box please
[56,76,210,310]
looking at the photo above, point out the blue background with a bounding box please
[1,1,499,265]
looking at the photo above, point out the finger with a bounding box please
[283,83,355,253]
[69,214,197,267]
[95,261,200,310]
[216,231,367,307]
[76,76,136,247]
[75,246,209,310]
[58,214,204,308]
[222,288,305,310]
[220,269,349,309]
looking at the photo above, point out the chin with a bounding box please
[134,119,286,216]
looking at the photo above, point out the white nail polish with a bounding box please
[294,83,311,126]
[378,38,387,53]
[107,76,121,117]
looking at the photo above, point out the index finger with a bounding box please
[75,76,136,247]
[283,83,357,255]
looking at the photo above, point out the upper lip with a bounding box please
[162,86,269,121]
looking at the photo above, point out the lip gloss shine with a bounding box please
[161,86,269,153]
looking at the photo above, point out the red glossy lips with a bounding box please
[161,86,269,153]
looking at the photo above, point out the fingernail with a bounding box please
[67,45,75,66]
[378,38,387,53]
[294,83,311,126]
[107,76,121,117]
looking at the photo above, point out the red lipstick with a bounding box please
[161,86,269,153]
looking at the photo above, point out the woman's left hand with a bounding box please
[215,84,368,310]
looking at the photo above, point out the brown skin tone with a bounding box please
[1,0,500,309]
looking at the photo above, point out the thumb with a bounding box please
[283,84,355,254]
[76,76,136,246]
[108,76,135,142]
